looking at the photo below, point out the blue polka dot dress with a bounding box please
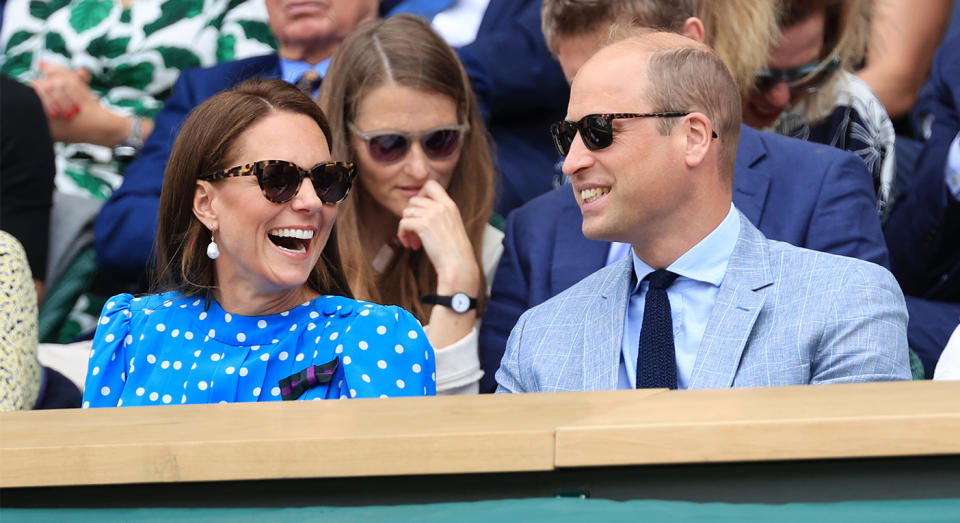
[82,292,437,408]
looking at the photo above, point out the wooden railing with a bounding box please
[2,380,959,488]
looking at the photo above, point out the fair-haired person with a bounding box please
[749,0,896,214]
[82,79,436,408]
[319,15,499,395]
[496,32,910,393]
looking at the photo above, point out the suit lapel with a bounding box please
[581,256,634,390]
[551,187,610,294]
[690,213,773,389]
[732,126,772,227]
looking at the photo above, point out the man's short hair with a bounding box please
[541,0,693,53]
[642,43,742,173]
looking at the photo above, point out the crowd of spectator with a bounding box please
[0,0,958,409]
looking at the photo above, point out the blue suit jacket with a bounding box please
[94,54,282,284]
[479,126,890,392]
[457,0,569,216]
[887,35,960,301]
[885,34,960,375]
[495,212,910,393]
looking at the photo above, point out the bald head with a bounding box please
[575,32,741,174]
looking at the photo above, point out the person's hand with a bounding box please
[397,179,480,295]
[30,62,93,120]
[32,62,142,146]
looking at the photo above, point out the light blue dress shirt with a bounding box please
[280,58,331,98]
[611,203,741,389]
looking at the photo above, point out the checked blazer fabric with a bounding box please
[495,212,911,393]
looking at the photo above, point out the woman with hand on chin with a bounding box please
[82,79,436,408]
[320,15,501,395]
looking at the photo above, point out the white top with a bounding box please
[934,323,960,380]
[427,223,503,395]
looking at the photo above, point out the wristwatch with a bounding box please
[112,116,145,162]
[420,293,477,313]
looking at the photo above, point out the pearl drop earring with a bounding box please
[206,233,220,260]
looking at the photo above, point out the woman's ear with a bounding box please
[193,181,219,232]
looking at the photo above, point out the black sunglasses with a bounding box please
[754,56,841,94]
[550,112,717,157]
[348,122,468,164]
[199,160,357,205]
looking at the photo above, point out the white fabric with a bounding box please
[431,223,503,395]
[37,340,92,393]
[933,324,960,380]
[946,132,960,200]
[432,0,490,47]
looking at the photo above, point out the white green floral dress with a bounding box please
[0,0,277,200]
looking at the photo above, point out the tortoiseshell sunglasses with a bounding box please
[199,160,356,205]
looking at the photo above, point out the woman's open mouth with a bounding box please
[268,228,314,255]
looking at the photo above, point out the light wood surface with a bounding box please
[2,381,958,488]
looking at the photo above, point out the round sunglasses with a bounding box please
[199,160,357,205]
[754,56,841,94]
[348,122,468,164]
[550,112,716,157]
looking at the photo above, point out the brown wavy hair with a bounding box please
[318,15,494,323]
[153,78,350,300]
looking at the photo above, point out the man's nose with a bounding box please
[561,132,594,179]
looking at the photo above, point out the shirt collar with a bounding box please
[631,203,740,291]
[280,58,331,85]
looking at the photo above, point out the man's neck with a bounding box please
[631,197,731,270]
[278,42,337,66]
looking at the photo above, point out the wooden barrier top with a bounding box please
[2,381,959,488]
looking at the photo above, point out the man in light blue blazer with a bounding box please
[495,33,910,393]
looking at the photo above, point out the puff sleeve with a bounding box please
[81,294,134,408]
[337,304,436,398]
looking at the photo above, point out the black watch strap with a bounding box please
[420,293,477,313]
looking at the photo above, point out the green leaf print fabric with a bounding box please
[143,0,204,36]
[0,0,277,344]
[87,34,130,59]
[69,0,113,33]
[0,0,276,201]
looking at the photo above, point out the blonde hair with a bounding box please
[542,0,780,97]
[318,15,494,323]
[695,0,780,98]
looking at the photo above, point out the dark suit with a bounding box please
[478,125,890,392]
[885,34,960,375]
[457,0,569,215]
[93,54,282,284]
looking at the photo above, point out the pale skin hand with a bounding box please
[397,179,481,349]
[30,62,154,146]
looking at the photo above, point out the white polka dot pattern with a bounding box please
[82,293,437,408]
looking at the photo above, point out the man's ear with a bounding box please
[681,17,705,42]
[681,112,713,168]
[193,181,219,233]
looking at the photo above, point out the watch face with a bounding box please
[451,293,470,313]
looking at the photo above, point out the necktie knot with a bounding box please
[294,69,322,95]
[645,269,679,291]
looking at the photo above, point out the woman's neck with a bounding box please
[213,283,319,317]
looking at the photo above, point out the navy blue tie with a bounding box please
[637,270,680,389]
